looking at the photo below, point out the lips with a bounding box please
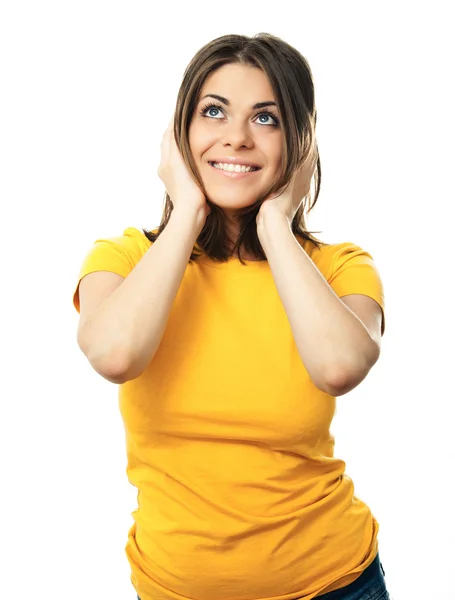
[209,161,261,171]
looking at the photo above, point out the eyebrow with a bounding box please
[200,94,277,110]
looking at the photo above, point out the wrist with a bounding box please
[257,203,291,236]
[172,204,208,228]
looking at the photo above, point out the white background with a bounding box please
[1,2,453,599]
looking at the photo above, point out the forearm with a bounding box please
[257,207,378,394]
[85,208,206,382]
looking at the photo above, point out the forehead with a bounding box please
[199,63,276,103]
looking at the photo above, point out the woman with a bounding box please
[73,33,390,600]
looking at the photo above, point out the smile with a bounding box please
[208,162,262,180]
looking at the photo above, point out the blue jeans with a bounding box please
[137,552,389,600]
[313,553,389,599]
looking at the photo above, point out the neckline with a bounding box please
[194,254,270,271]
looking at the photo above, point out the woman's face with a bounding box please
[189,63,283,216]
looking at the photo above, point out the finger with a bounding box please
[162,117,174,148]
[168,116,175,133]
[162,117,173,142]
[168,118,177,145]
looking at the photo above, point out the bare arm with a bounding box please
[256,206,381,396]
[79,208,206,383]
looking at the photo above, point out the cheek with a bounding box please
[188,127,197,152]
[188,120,202,145]
[266,155,282,176]
[262,139,282,164]
[189,130,212,158]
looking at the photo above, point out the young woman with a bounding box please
[74,32,390,600]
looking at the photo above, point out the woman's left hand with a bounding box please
[257,140,318,226]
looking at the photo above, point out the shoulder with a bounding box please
[72,226,154,313]
[302,239,375,280]
[86,226,154,266]
[106,226,152,257]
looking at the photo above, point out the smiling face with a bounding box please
[188,63,283,220]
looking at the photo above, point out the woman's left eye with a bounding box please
[199,103,279,126]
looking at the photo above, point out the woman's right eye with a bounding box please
[207,107,222,117]
[199,103,223,118]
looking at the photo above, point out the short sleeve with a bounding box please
[327,242,386,336]
[72,227,149,314]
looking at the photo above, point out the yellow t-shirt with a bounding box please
[72,226,386,600]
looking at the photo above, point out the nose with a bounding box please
[221,119,254,150]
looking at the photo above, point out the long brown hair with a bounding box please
[142,32,325,264]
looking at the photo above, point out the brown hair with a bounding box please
[142,32,325,264]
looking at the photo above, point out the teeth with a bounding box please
[212,162,256,173]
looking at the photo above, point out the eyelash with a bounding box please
[199,102,280,127]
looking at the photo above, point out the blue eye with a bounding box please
[199,102,279,126]
[204,105,223,118]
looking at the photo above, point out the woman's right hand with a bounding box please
[158,117,211,223]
